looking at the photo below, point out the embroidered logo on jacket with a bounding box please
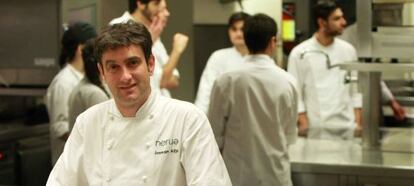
[155,138,179,155]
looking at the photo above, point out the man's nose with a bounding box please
[120,67,132,82]
[163,9,170,18]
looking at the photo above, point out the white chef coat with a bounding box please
[288,36,362,140]
[68,78,109,131]
[110,11,180,98]
[195,47,245,113]
[209,55,298,186]
[47,91,232,186]
[45,64,83,165]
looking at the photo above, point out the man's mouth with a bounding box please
[120,83,136,90]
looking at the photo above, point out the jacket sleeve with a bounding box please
[381,81,394,103]
[207,77,230,150]
[195,52,220,114]
[46,116,86,185]
[284,80,299,145]
[349,48,363,108]
[47,83,71,138]
[181,108,232,186]
[85,88,109,108]
[287,50,306,113]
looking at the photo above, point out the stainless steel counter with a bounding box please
[289,128,414,184]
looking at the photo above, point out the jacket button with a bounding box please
[107,141,113,150]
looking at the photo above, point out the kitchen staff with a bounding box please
[47,22,231,186]
[195,12,250,114]
[45,22,96,165]
[288,0,362,140]
[68,39,110,131]
[110,0,188,98]
[209,14,298,186]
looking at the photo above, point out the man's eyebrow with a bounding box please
[104,60,116,65]
[124,56,143,63]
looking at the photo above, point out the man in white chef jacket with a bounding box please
[110,0,188,98]
[209,14,298,186]
[288,0,362,139]
[45,22,96,165]
[195,12,250,114]
[47,22,231,186]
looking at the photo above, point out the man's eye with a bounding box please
[128,60,139,67]
[108,65,118,72]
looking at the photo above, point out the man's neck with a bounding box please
[315,31,335,46]
[116,91,151,117]
[69,57,84,73]
[235,45,248,56]
[131,10,151,27]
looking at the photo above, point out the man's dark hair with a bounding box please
[59,22,96,68]
[228,12,250,28]
[314,0,341,28]
[129,0,159,13]
[95,21,153,64]
[243,14,277,54]
[82,39,109,97]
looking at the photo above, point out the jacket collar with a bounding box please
[66,64,83,81]
[109,90,157,120]
[244,54,275,66]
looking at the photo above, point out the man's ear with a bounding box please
[317,18,327,30]
[97,62,105,81]
[147,54,155,76]
[137,0,145,11]
[271,36,277,48]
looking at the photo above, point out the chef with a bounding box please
[45,22,96,165]
[288,0,362,140]
[47,22,231,186]
[195,12,250,113]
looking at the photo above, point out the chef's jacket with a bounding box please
[45,64,83,164]
[68,78,109,131]
[209,55,298,186]
[47,92,231,186]
[288,36,362,140]
[195,47,244,113]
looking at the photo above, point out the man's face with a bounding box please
[99,45,154,108]
[228,20,245,47]
[141,0,170,24]
[323,8,347,36]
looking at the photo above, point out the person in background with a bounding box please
[195,12,250,114]
[45,22,96,165]
[340,22,406,121]
[47,21,231,186]
[209,14,298,186]
[110,0,188,98]
[68,39,110,131]
[288,0,362,139]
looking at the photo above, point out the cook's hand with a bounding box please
[148,15,167,42]
[59,132,70,141]
[390,99,405,121]
[354,125,362,137]
[298,122,308,137]
[172,33,189,54]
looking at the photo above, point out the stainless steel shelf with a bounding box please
[0,87,46,96]
[338,63,414,72]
